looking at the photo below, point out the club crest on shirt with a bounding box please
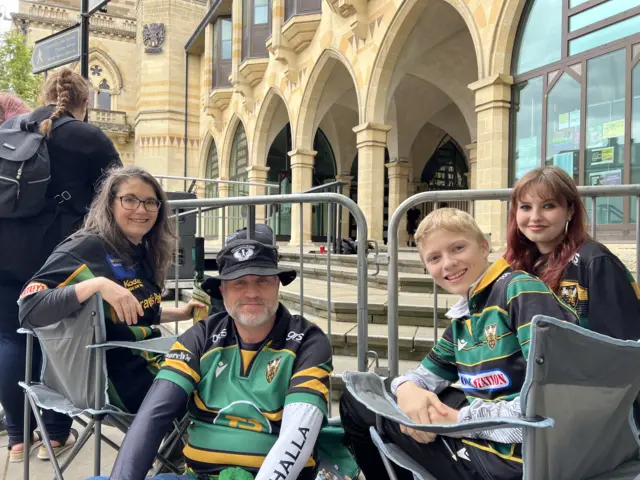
[266,356,282,383]
[484,323,497,350]
[560,283,579,308]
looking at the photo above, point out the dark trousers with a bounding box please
[0,330,72,445]
[340,380,522,480]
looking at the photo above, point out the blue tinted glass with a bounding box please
[570,0,590,6]
[570,15,640,55]
[570,0,639,32]
[222,40,232,60]
[221,19,232,40]
[515,0,562,74]
[512,76,543,181]
[254,0,269,24]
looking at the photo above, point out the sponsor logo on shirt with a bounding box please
[211,328,227,344]
[215,361,228,377]
[270,426,311,480]
[123,278,144,292]
[459,369,511,391]
[166,351,192,363]
[457,338,468,351]
[20,282,48,298]
[572,253,580,266]
[286,331,304,343]
[106,255,136,279]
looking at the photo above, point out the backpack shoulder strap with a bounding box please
[51,116,78,131]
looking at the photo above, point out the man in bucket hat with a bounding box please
[104,239,333,480]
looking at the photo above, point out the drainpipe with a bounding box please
[183,52,189,191]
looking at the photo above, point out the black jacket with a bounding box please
[0,106,121,332]
[556,240,640,340]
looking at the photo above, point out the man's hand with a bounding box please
[395,381,449,444]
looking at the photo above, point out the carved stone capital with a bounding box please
[326,0,369,40]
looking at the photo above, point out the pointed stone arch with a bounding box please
[364,0,484,125]
[294,48,362,151]
[220,114,249,180]
[488,0,528,76]
[251,87,292,168]
[87,48,123,94]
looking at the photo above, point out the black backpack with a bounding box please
[0,113,76,218]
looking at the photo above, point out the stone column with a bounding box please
[468,74,513,248]
[217,181,232,246]
[288,149,316,245]
[386,159,410,247]
[247,165,270,226]
[353,123,392,243]
[335,174,354,239]
[466,142,478,190]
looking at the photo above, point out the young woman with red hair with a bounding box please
[505,166,640,340]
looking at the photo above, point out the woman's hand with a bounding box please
[160,299,207,323]
[395,381,450,444]
[97,277,143,325]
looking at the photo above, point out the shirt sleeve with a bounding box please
[18,251,93,328]
[155,321,209,396]
[390,363,452,396]
[586,256,640,340]
[109,379,188,480]
[506,273,579,359]
[420,324,459,383]
[255,402,323,480]
[457,397,523,443]
[285,328,333,417]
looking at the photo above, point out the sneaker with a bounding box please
[0,417,6,437]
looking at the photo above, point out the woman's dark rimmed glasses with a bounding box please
[116,195,161,212]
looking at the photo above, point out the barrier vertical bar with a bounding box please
[356,198,369,373]
[221,206,226,246]
[388,207,400,377]
[23,332,33,480]
[197,207,202,238]
[327,202,333,413]
[470,200,475,218]
[174,209,180,335]
[590,197,597,240]
[433,279,438,342]
[248,205,256,240]
[636,196,640,279]
[299,203,304,316]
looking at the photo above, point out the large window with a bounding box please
[229,123,249,234]
[511,0,640,233]
[284,0,321,22]
[213,17,232,89]
[242,0,271,60]
[204,141,220,239]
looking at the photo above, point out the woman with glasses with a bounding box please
[18,166,201,417]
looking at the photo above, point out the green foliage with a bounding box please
[0,30,43,107]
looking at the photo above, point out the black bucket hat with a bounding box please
[201,239,296,299]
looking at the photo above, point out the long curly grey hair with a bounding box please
[74,166,176,286]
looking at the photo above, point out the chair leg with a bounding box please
[25,394,64,480]
[94,418,102,477]
[377,448,401,480]
[59,420,95,473]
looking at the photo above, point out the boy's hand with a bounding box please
[428,404,464,438]
[396,381,450,444]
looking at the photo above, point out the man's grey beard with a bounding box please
[225,300,279,327]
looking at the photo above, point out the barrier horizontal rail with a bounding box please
[167,192,370,373]
[387,184,640,378]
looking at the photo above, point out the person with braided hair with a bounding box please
[0,67,122,463]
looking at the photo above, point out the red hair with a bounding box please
[504,166,589,292]
[0,92,31,125]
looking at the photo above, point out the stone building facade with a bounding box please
[14,0,640,246]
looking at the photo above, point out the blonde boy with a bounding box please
[340,208,577,480]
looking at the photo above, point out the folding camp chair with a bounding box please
[18,293,186,480]
[344,316,640,480]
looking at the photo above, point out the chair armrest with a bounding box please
[88,335,179,355]
[17,328,34,336]
[343,371,554,436]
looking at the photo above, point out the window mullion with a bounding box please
[579,58,586,186]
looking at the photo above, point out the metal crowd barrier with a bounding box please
[167,193,371,380]
[386,184,640,378]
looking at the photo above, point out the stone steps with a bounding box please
[278,260,447,294]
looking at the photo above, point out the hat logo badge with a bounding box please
[232,245,255,262]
